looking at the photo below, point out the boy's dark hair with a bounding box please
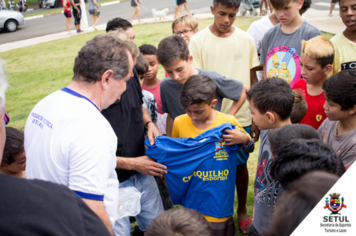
[139,44,157,56]
[246,78,294,121]
[268,124,319,156]
[270,139,345,189]
[301,0,312,10]
[135,54,149,76]
[265,171,339,236]
[2,127,24,165]
[323,69,356,111]
[157,36,189,66]
[146,208,214,236]
[270,0,299,10]
[106,17,132,32]
[181,75,216,107]
[291,90,307,124]
[213,0,241,8]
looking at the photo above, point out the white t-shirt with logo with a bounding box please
[25,88,119,228]
[247,14,275,81]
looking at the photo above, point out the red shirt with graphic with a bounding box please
[292,79,326,130]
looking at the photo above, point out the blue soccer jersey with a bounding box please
[145,123,247,218]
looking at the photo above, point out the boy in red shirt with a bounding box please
[292,36,334,130]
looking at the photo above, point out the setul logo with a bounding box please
[182,169,229,182]
[324,193,347,215]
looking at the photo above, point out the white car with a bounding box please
[0,10,24,32]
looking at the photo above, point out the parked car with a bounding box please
[0,9,24,32]
[39,0,62,8]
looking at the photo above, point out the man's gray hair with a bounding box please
[0,59,8,110]
[107,29,140,58]
[73,35,133,83]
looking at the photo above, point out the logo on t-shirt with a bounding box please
[341,61,356,71]
[316,115,323,122]
[265,46,301,87]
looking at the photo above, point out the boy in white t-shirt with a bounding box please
[189,0,259,233]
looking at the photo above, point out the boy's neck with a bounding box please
[343,29,356,43]
[193,110,217,130]
[143,77,159,87]
[280,14,304,34]
[273,118,292,129]
[307,76,328,96]
[338,115,356,135]
[209,24,235,38]
[0,167,24,178]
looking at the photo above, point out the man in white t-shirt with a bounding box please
[25,35,134,235]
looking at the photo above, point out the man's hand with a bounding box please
[133,156,167,177]
[250,121,260,142]
[222,129,250,146]
[147,122,161,145]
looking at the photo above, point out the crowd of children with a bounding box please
[1,0,356,235]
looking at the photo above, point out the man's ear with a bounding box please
[100,69,114,91]
[210,6,215,15]
[188,55,194,64]
[349,105,356,115]
[266,111,276,124]
[211,99,218,108]
[323,64,333,76]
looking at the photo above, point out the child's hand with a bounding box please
[222,129,250,146]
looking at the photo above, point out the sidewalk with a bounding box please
[0,9,344,53]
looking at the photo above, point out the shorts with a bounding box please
[89,9,100,16]
[133,6,140,10]
[177,0,186,6]
[331,0,338,3]
[209,217,237,236]
[63,11,71,18]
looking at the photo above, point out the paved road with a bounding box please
[0,0,338,44]
[0,0,212,44]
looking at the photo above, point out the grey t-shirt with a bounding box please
[253,130,283,234]
[318,119,356,168]
[88,0,95,10]
[160,69,243,120]
[260,21,321,85]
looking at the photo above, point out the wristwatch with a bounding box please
[243,138,254,149]
[145,121,153,130]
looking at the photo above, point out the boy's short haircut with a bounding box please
[301,36,334,68]
[323,69,356,111]
[157,36,190,66]
[246,78,294,121]
[213,0,241,8]
[270,138,345,189]
[172,14,198,33]
[107,29,140,57]
[146,208,214,236]
[268,124,320,157]
[135,53,149,76]
[2,127,24,165]
[265,171,339,236]
[301,0,312,11]
[291,90,308,124]
[180,75,216,107]
[139,44,158,56]
[106,17,132,32]
[270,0,298,9]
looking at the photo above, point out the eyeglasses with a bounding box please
[173,30,194,36]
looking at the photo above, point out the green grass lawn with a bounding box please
[0,17,333,235]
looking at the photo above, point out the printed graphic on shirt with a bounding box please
[341,61,356,71]
[214,138,228,160]
[182,169,229,182]
[265,46,301,87]
[316,114,323,122]
[254,151,280,207]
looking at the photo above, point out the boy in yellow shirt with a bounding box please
[172,74,254,236]
[330,0,356,75]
